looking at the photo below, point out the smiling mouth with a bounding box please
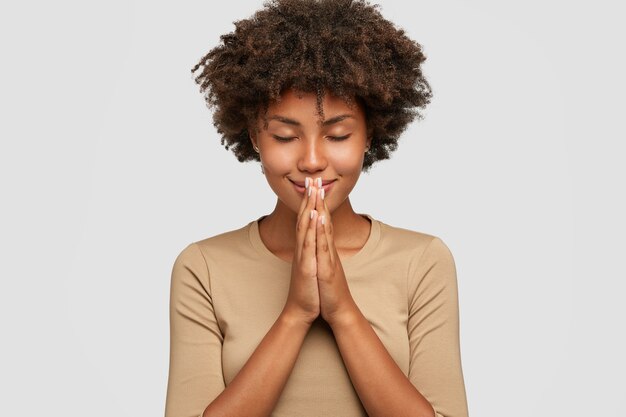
[289,179,336,195]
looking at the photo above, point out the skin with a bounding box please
[202,88,434,417]
[250,86,375,325]
[249,88,373,266]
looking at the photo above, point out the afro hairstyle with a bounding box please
[191,0,433,172]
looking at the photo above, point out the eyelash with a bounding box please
[272,134,351,142]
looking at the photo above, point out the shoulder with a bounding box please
[173,220,255,268]
[373,219,460,296]
[375,217,451,257]
[194,222,250,252]
[171,222,254,285]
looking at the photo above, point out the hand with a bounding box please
[312,178,358,327]
[282,178,321,326]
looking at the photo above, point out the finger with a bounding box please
[296,177,312,223]
[315,186,325,217]
[316,210,333,272]
[323,212,336,264]
[318,190,336,263]
[320,188,333,236]
[302,208,318,273]
[296,184,317,259]
[315,187,331,258]
[316,185,331,230]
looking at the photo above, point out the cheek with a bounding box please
[262,147,294,173]
[330,147,365,174]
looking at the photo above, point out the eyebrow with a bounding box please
[268,114,355,127]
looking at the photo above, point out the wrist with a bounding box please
[326,301,361,330]
[279,308,316,330]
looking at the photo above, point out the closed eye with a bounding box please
[328,134,351,141]
[272,134,351,142]
[272,135,296,142]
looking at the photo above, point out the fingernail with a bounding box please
[308,186,312,197]
[305,177,310,189]
[320,188,325,200]
[310,209,317,219]
[316,177,322,188]
[321,215,325,225]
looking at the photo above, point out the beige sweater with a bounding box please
[164,214,469,417]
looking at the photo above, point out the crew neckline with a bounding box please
[248,213,381,269]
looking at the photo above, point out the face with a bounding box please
[250,88,371,215]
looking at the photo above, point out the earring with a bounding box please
[253,145,263,173]
[365,147,370,153]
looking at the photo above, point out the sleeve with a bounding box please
[407,237,469,417]
[164,243,225,417]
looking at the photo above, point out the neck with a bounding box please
[259,197,367,251]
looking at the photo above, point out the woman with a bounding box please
[165,1,469,416]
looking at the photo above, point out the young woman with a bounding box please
[164,1,469,416]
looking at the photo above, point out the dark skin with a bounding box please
[204,88,435,417]
[250,86,375,327]
[246,87,436,417]
[258,202,371,263]
[189,2,439,414]
[250,88,373,265]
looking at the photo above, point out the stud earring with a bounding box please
[253,145,263,173]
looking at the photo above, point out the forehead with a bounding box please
[264,88,364,124]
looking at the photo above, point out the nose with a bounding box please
[297,138,328,173]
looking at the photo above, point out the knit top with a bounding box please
[164,214,469,417]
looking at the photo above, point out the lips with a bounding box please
[290,178,336,195]
[289,179,336,187]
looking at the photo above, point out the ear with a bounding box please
[248,126,258,150]
[365,123,374,148]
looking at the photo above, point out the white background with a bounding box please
[1,0,624,416]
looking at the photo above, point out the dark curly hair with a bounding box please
[191,0,432,172]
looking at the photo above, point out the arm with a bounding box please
[164,243,312,417]
[202,310,311,417]
[328,304,436,417]
[164,243,225,417]
[328,237,469,417]
[405,237,469,417]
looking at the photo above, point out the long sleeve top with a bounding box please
[164,214,469,417]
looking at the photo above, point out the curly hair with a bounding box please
[191,0,432,172]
